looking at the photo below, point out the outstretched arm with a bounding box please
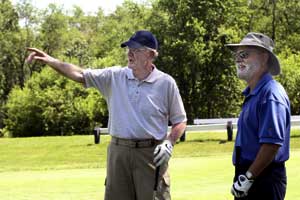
[26,47,85,83]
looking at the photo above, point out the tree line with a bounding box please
[1,0,300,137]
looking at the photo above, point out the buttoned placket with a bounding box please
[129,80,143,104]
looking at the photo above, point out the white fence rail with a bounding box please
[96,115,300,134]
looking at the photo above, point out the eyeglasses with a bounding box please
[126,48,147,54]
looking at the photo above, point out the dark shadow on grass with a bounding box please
[69,144,95,147]
[182,139,231,143]
[182,134,300,144]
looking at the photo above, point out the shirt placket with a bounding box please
[129,80,140,104]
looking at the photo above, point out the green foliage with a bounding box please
[277,50,300,114]
[0,0,24,131]
[87,1,152,67]
[4,85,45,137]
[38,4,69,56]
[4,68,107,137]
[2,0,300,136]
[0,0,20,99]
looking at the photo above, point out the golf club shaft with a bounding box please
[154,166,160,190]
[153,166,160,200]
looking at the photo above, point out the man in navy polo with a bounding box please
[226,32,291,200]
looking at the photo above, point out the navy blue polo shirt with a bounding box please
[233,73,291,165]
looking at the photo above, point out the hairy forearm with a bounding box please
[167,122,187,145]
[47,59,84,83]
[248,143,280,178]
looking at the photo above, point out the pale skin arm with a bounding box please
[248,143,280,178]
[167,122,187,145]
[26,48,85,83]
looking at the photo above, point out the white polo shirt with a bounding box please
[83,66,187,140]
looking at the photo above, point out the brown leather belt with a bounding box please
[111,136,161,148]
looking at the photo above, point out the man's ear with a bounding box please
[148,50,155,60]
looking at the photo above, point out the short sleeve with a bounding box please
[83,68,114,97]
[258,100,289,146]
[168,78,187,124]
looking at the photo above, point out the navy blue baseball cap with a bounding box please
[121,30,158,50]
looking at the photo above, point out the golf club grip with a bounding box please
[154,166,160,190]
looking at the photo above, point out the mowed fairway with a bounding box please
[0,131,299,200]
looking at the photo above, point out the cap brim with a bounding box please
[120,40,144,48]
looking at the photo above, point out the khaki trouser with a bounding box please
[104,137,171,200]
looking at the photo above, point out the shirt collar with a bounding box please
[242,73,273,97]
[143,65,160,83]
[125,65,161,83]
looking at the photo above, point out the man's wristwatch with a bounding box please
[245,171,255,180]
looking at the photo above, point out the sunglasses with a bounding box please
[232,50,251,60]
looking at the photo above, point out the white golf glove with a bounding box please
[153,140,173,167]
[231,172,254,198]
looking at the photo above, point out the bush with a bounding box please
[277,50,300,115]
[4,67,107,137]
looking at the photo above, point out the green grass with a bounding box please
[0,153,299,200]
[0,129,299,200]
[0,135,108,172]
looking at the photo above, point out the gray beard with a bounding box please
[236,62,260,82]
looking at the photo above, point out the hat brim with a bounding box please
[225,43,281,76]
[120,40,144,48]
